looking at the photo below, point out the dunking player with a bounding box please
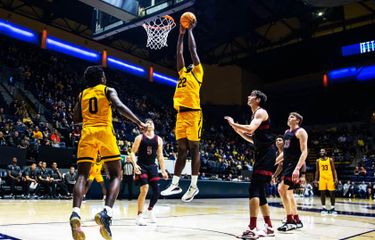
[83,154,107,200]
[161,21,203,202]
[315,148,338,215]
[276,112,307,232]
[129,119,168,226]
[70,66,146,240]
[225,90,275,239]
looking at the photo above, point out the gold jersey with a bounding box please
[173,63,203,111]
[90,161,103,176]
[81,84,112,128]
[318,157,333,180]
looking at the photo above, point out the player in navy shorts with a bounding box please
[129,119,168,226]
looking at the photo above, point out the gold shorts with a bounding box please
[77,126,120,164]
[88,173,104,183]
[175,111,203,141]
[319,178,335,191]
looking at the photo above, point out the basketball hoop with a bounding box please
[142,15,176,50]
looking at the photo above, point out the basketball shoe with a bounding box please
[328,208,338,216]
[70,212,85,240]
[146,209,157,223]
[181,186,199,202]
[257,224,275,237]
[95,209,112,240]
[239,228,259,239]
[161,183,182,196]
[136,214,147,226]
[277,222,297,232]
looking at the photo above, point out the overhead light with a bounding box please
[317,11,324,16]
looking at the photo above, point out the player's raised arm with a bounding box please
[187,23,200,66]
[107,87,146,130]
[177,25,185,72]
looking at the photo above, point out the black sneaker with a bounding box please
[277,222,297,232]
[95,209,112,240]
[295,220,303,229]
[70,212,85,240]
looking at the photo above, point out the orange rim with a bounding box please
[143,15,176,30]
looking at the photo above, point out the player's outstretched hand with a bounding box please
[313,180,318,187]
[224,116,234,125]
[138,122,147,132]
[134,164,142,175]
[188,21,197,30]
[292,169,300,182]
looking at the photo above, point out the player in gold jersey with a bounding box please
[69,66,146,240]
[83,154,107,200]
[314,148,338,215]
[161,22,203,202]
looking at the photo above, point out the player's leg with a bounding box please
[96,175,107,200]
[240,177,261,239]
[277,180,296,231]
[95,159,121,240]
[181,140,200,202]
[145,164,161,222]
[327,181,337,215]
[70,161,92,240]
[73,163,92,206]
[181,111,202,202]
[83,179,93,201]
[161,137,188,196]
[95,128,122,240]
[135,164,150,225]
[258,181,274,237]
[319,179,329,215]
[288,189,303,228]
[136,183,149,226]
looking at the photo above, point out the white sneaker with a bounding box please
[257,224,275,237]
[181,186,199,203]
[161,183,182,196]
[239,228,259,240]
[146,209,157,223]
[136,214,147,226]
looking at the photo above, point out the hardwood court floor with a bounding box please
[0,197,374,240]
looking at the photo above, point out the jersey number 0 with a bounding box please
[89,97,98,114]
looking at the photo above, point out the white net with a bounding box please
[142,15,176,50]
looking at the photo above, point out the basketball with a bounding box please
[180,12,196,29]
